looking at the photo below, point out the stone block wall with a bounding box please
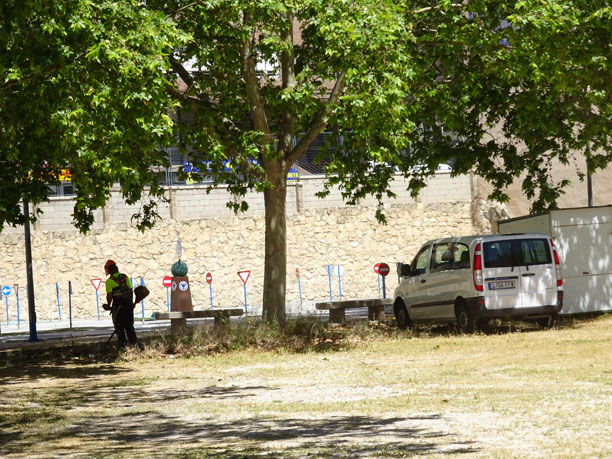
[0,172,484,323]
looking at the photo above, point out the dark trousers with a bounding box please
[113,300,138,348]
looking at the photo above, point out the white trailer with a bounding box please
[498,206,612,315]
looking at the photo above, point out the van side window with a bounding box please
[411,246,430,276]
[431,242,470,272]
[455,244,470,269]
[431,243,451,272]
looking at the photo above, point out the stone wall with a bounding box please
[0,173,481,323]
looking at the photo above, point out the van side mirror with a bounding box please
[398,262,412,278]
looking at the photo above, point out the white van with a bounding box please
[393,234,564,332]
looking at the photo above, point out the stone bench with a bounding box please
[152,308,244,333]
[315,298,393,324]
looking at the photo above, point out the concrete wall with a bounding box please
[1,172,472,233]
[0,172,480,323]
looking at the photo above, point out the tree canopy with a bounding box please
[0,0,185,232]
[150,0,611,323]
[1,1,610,325]
[388,0,612,212]
[149,0,420,322]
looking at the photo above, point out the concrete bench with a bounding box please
[315,298,393,324]
[152,308,244,333]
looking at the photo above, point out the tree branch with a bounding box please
[413,4,464,15]
[2,51,87,93]
[240,18,271,140]
[286,71,346,165]
[170,1,199,17]
[169,54,194,88]
[278,11,297,156]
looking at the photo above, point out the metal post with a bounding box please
[16,290,20,328]
[243,284,248,316]
[95,290,100,320]
[587,141,593,207]
[337,265,343,300]
[327,265,333,301]
[23,195,39,341]
[298,276,303,304]
[56,282,61,320]
[382,276,387,299]
[68,280,72,329]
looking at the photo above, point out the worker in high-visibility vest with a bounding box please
[101,259,138,349]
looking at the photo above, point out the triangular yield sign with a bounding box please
[90,278,102,290]
[238,271,250,284]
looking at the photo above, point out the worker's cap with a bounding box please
[104,259,116,270]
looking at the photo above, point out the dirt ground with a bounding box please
[1,317,612,458]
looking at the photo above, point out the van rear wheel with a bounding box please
[456,305,477,333]
[537,313,559,329]
[478,318,490,333]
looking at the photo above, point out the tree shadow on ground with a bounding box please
[0,362,132,385]
[0,380,479,457]
[3,410,479,457]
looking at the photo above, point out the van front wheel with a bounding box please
[396,304,411,330]
[456,305,476,333]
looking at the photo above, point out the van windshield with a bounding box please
[483,239,551,268]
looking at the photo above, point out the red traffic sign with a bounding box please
[374,263,380,274]
[162,275,172,288]
[206,272,213,284]
[13,284,19,295]
[238,271,250,284]
[295,268,300,278]
[378,263,390,277]
[90,278,102,291]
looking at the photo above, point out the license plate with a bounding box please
[488,281,516,290]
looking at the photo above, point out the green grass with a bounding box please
[1,315,612,458]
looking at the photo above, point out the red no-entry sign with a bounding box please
[378,263,390,277]
[206,272,213,284]
[373,263,380,274]
[162,275,172,288]
[295,268,300,278]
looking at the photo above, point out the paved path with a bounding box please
[0,317,172,352]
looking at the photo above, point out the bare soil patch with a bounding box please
[1,316,611,457]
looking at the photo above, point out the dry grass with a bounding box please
[1,315,611,458]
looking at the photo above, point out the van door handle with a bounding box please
[522,273,536,277]
[420,279,427,283]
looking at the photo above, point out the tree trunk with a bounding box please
[262,166,287,326]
